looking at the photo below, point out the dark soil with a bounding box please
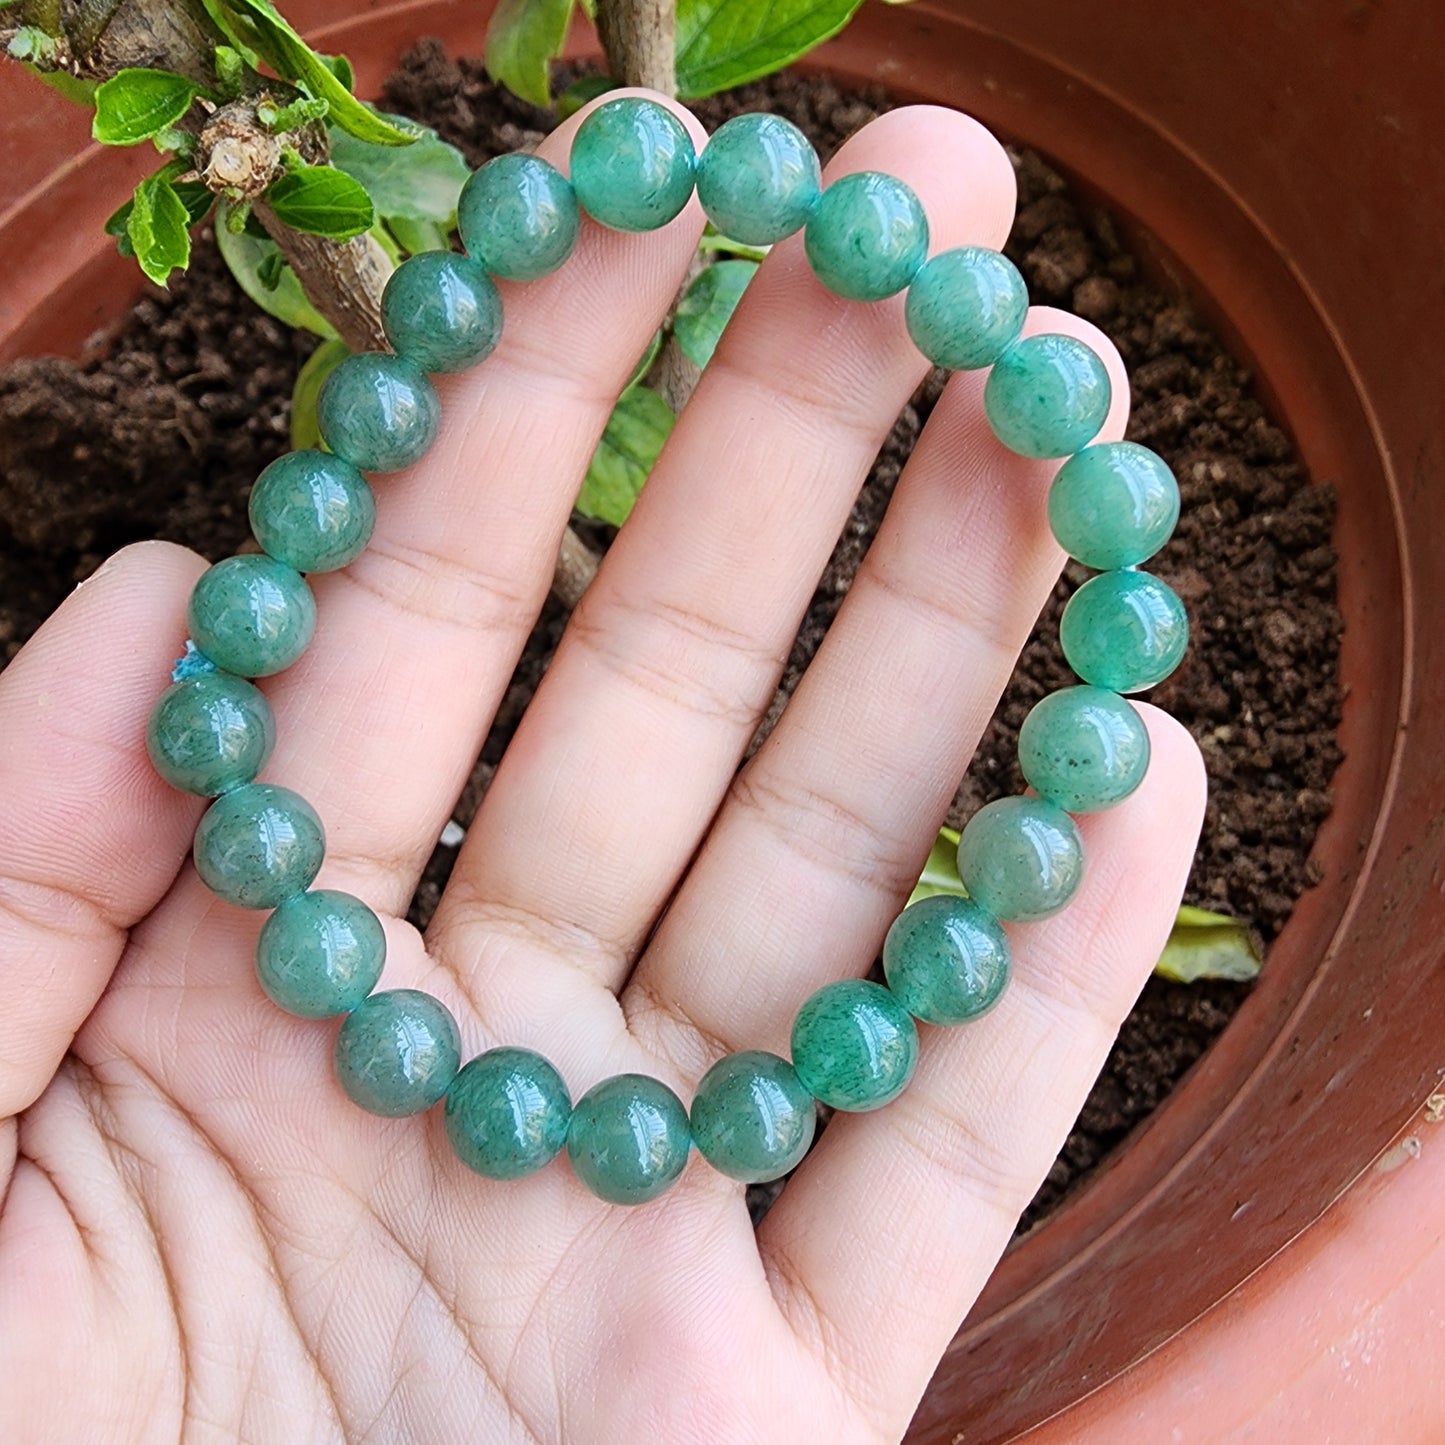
[0,43,1343,1232]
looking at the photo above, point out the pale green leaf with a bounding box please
[486,0,574,108]
[675,259,758,368]
[676,0,865,99]
[93,68,201,146]
[577,386,675,527]
[126,173,191,286]
[215,202,339,338]
[290,338,350,451]
[106,178,213,256]
[907,826,965,906]
[266,164,374,239]
[328,120,470,223]
[1153,906,1263,984]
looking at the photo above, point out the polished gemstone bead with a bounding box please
[248,449,376,574]
[334,988,461,1118]
[804,171,929,302]
[255,889,386,1018]
[187,555,316,679]
[566,1073,691,1205]
[905,246,1028,370]
[955,796,1084,923]
[445,1047,572,1180]
[984,334,1111,458]
[457,152,580,280]
[1018,685,1151,813]
[570,98,696,233]
[790,979,919,1112]
[1060,569,1189,693]
[882,895,1011,1026]
[690,1050,817,1184]
[381,251,503,374]
[1048,441,1180,569]
[696,113,821,245]
[146,672,275,796]
[193,782,325,909]
[317,352,440,473]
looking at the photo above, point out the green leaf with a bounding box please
[25,64,99,105]
[675,0,865,98]
[106,178,213,257]
[259,94,329,133]
[7,25,57,63]
[316,52,354,91]
[266,164,373,239]
[328,120,469,223]
[126,173,191,286]
[485,0,574,108]
[1153,906,1263,984]
[699,224,769,262]
[626,330,663,389]
[906,826,965,906]
[216,0,414,144]
[289,338,350,451]
[675,259,758,368]
[214,44,246,97]
[215,202,339,338]
[577,386,675,527]
[384,216,452,255]
[196,0,263,68]
[556,73,614,121]
[92,68,202,146]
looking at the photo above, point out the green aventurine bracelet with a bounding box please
[145,99,1188,1207]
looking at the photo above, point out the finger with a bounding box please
[0,542,205,1129]
[252,91,710,915]
[624,308,1127,1076]
[433,106,1018,993]
[756,709,1205,1431]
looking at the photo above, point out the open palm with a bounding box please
[0,98,1204,1443]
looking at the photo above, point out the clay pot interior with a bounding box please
[2,3,1439,1441]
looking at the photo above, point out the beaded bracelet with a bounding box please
[145,99,1187,1207]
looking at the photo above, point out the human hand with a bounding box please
[0,96,1205,1443]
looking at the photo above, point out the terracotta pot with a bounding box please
[2,2,1441,1439]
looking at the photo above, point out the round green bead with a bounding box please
[696,113,821,245]
[1048,441,1180,569]
[955,796,1084,923]
[882,895,1012,1026]
[146,672,275,796]
[904,246,1028,370]
[458,152,580,280]
[317,352,440,473]
[570,98,696,234]
[381,251,503,374]
[248,449,376,574]
[193,782,324,909]
[804,171,929,302]
[566,1073,691,1205]
[790,979,919,1113]
[1060,569,1190,693]
[187,555,316,679]
[1018,685,1151,814]
[984,334,1111,458]
[445,1047,572,1180]
[334,988,461,1118]
[255,889,386,1018]
[690,1050,817,1184]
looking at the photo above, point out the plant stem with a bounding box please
[596,0,676,93]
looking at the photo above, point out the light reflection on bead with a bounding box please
[984,334,1111,458]
[1060,569,1189,693]
[956,796,1084,923]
